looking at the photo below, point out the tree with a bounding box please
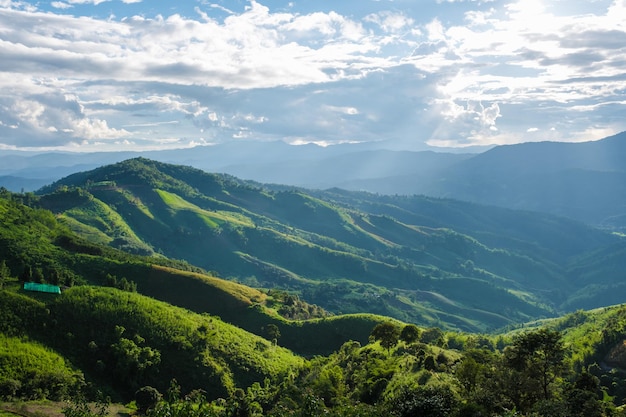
[370,322,400,352]
[566,371,605,417]
[19,265,32,283]
[505,328,565,403]
[0,260,10,288]
[111,337,161,388]
[420,327,445,346]
[265,324,280,344]
[32,267,45,283]
[136,386,161,414]
[399,324,420,344]
[390,385,458,417]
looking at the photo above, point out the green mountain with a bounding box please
[0,189,391,357]
[0,190,393,402]
[5,178,626,416]
[36,158,624,333]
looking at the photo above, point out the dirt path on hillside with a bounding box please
[0,402,131,417]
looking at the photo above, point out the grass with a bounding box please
[156,189,254,228]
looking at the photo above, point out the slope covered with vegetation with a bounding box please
[3,176,626,416]
[37,158,624,332]
[1,190,396,357]
[6,276,626,417]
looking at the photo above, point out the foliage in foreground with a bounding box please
[137,324,623,417]
[4,280,626,417]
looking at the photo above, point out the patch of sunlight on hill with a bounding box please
[152,265,267,305]
[118,187,155,220]
[156,189,254,228]
[348,213,405,248]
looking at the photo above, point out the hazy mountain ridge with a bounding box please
[35,157,626,332]
[2,132,626,229]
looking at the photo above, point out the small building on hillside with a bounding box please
[23,282,61,294]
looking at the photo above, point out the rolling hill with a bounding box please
[36,158,625,332]
[5,168,626,415]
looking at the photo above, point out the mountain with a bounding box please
[423,132,626,228]
[0,189,391,358]
[0,142,471,192]
[36,158,625,333]
[3,133,626,230]
[206,149,471,190]
[5,168,626,415]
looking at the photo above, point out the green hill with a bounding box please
[6,184,626,415]
[0,190,387,356]
[37,158,625,332]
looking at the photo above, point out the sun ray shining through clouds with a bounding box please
[0,0,625,152]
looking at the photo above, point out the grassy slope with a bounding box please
[0,192,390,357]
[118,264,395,355]
[39,158,601,332]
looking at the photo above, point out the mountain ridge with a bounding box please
[34,157,626,333]
[5,164,626,414]
[3,132,626,229]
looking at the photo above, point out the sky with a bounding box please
[0,0,625,153]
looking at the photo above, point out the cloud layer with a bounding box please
[0,0,625,152]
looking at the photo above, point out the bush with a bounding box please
[136,386,162,413]
[390,385,458,417]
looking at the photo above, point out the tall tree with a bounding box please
[399,324,420,344]
[370,322,400,352]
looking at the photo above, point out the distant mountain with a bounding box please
[0,142,471,192]
[0,175,50,193]
[36,158,626,332]
[423,132,626,228]
[3,132,625,229]
[206,149,471,190]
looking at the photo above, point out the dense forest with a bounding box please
[2,159,626,416]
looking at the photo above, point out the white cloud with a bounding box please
[65,0,110,4]
[51,2,72,9]
[364,11,414,33]
[325,105,359,115]
[0,0,625,151]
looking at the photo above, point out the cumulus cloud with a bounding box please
[0,0,625,151]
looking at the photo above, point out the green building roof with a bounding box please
[23,282,61,294]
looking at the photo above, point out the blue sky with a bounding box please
[0,0,625,152]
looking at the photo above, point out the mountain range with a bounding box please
[25,157,625,334]
[2,131,626,229]
[2,148,626,413]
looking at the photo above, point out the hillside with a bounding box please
[0,286,305,401]
[0,190,391,356]
[6,281,626,416]
[4,171,626,415]
[36,158,625,332]
[423,132,626,228]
